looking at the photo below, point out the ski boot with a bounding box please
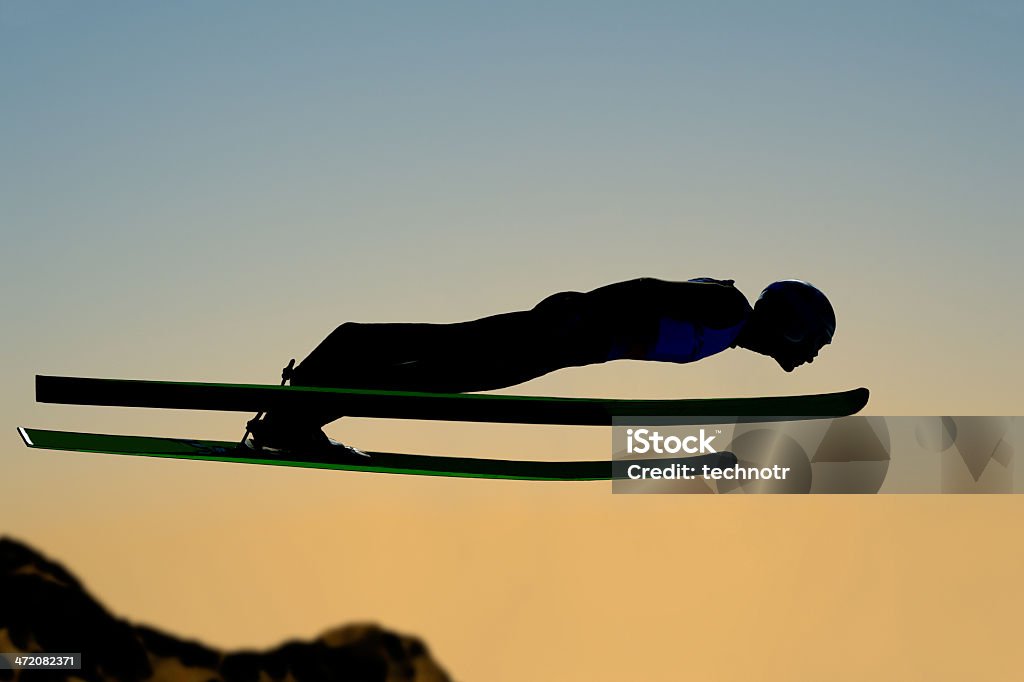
[241,359,368,458]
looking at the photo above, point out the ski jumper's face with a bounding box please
[772,327,833,372]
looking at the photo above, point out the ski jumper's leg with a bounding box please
[292,313,559,392]
[281,291,607,426]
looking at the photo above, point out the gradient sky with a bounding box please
[2,3,1023,680]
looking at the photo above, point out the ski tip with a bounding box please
[844,387,870,414]
[17,427,34,447]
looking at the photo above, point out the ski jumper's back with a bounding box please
[532,277,752,368]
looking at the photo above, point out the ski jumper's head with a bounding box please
[737,280,836,372]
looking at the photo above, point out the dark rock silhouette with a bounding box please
[0,537,451,682]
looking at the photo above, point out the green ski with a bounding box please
[36,376,869,424]
[17,428,735,481]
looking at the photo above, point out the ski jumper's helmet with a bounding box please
[756,280,836,342]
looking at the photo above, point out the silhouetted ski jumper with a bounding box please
[291,277,751,393]
[250,277,836,449]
